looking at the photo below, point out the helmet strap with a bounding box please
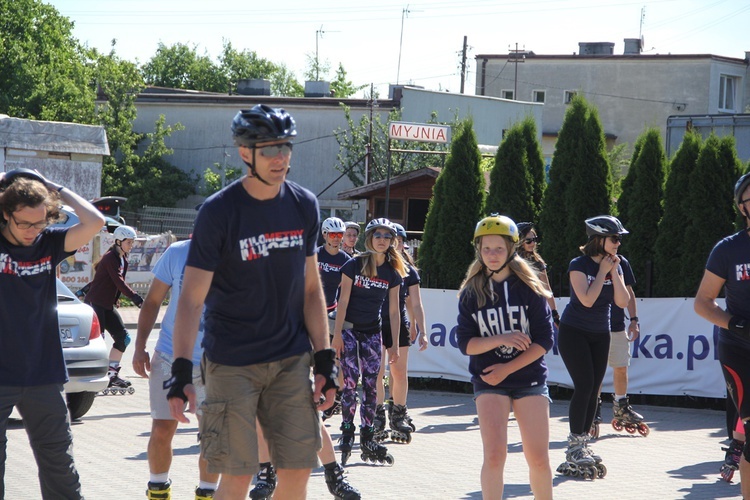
[244,149,273,186]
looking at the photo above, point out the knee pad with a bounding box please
[113,332,131,353]
[742,420,750,462]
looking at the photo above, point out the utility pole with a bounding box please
[508,43,525,100]
[365,83,376,184]
[460,36,468,94]
[396,5,410,84]
[315,25,324,81]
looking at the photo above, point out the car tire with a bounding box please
[66,391,97,420]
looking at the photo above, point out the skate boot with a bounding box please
[146,480,171,500]
[583,433,607,478]
[104,366,135,395]
[389,403,413,444]
[249,462,276,500]
[373,403,389,442]
[325,463,362,500]
[360,425,395,466]
[720,438,744,482]
[322,390,342,421]
[589,397,602,439]
[556,433,598,480]
[194,487,215,499]
[338,421,356,466]
[611,396,649,436]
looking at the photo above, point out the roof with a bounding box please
[337,167,441,200]
[0,115,109,155]
[475,53,749,65]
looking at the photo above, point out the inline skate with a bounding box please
[338,422,356,466]
[389,403,414,444]
[720,438,744,482]
[360,425,395,466]
[583,433,607,478]
[194,487,215,499]
[146,479,171,500]
[102,366,135,395]
[556,433,599,480]
[373,403,389,442]
[249,462,276,500]
[325,463,362,499]
[589,397,602,439]
[611,396,649,436]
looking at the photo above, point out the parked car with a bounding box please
[57,205,122,233]
[58,279,109,419]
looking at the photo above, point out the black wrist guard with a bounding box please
[164,357,193,402]
[313,349,340,393]
[729,316,750,337]
[551,309,560,326]
[132,294,144,308]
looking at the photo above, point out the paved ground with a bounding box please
[5,307,745,499]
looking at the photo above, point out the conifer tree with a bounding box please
[617,129,666,296]
[615,135,645,223]
[486,124,530,219]
[522,117,547,221]
[418,118,485,289]
[653,132,701,297]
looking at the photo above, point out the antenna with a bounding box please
[396,5,411,85]
[639,5,646,40]
[315,25,340,81]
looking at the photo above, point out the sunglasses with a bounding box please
[257,143,293,158]
[523,237,539,244]
[609,235,623,243]
[327,232,344,238]
[373,232,394,240]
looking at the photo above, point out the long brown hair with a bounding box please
[359,232,407,278]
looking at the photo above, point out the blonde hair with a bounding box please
[358,232,407,278]
[459,235,552,309]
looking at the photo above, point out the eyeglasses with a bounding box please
[257,143,293,158]
[373,232,394,240]
[524,237,539,244]
[609,235,623,243]
[327,232,344,238]
[10,214,48,230]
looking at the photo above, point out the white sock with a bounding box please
[615,394,627,401]
[149,472,170,484]
[198,481,219,490]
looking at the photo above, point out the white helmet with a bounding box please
[321,217,346,234]
[365,218,396,237]
[113,225,137,241]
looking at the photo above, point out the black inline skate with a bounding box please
[325,463,362,500]
[360,425,394,466]
[338,422,356,466]
[389,403,414,444]
[322,390,342,421]
[194,486,215,499]
[373,403,389,442]
[720,438,743,482]
[146,479,171,500]
[249,462,276,500]
[611,396,649,436]
[556,433,600,480]
[103,366,135,395]
[589,397,602,439]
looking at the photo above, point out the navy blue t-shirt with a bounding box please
[382,264,420,328]
[340,256,402,332]
[610,255,636,331]
[0,228,74,385]
[316,245,351,311]
[560,255,622,333]
[706,230,750,349]
[456,275,554,392]
[187,180,320,366]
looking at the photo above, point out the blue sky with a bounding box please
[48,0,750,97]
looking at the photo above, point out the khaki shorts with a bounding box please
[608,330,632,368]
[199,352,321,476]
[149,350,205,420]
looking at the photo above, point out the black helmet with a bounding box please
[735,172,750,206]
[0,168,46,190]
[231,105,297,148]
[585,215,628,238]
[392,223,407,239]
[516,222,534,239]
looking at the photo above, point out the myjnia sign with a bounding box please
[388,121,451,144]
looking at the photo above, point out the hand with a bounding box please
[168,384,196,424]
[480,364,510,386]
[598,254,618,275]
[497,331,531,351]
[409,324,418,344]
[388,345,400,364]
[418,333,428,351]
[131,348,151,378]
[314,373,336,411]
[627,321,640,341]
[331,334,344,358]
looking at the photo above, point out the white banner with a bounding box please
[406,289,727,398]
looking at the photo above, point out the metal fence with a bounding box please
[123,206,197,240]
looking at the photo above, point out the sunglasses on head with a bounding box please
[524,237,539,244]
[257,143,293,158]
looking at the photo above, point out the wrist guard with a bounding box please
[728,316,750,337]
[313,349,340,394]
[132,294,144,308]
[164,357,193,402]
[551,309,560,326]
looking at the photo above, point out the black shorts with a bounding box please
[382,321,412,349]
[718,332,750,420]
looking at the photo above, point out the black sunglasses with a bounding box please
[523,237,539,244]
[609,235,623,243]
[257,143,293,157]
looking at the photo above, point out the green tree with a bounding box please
[653,132,701,296]
[270,64,305,97]
[0,0,95,122]
[304,53,331,82]
[680,134,740,295]
[201,163,243,196]
[141,42,213,89]
[418,119,485,289]
[330,63,366,98]
[218,41,277,94]
[617,128,666,297]
[486,124,530,219]
[522,117,546,220]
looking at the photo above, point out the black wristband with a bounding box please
[729,316,750,337]
[630,316,639,323]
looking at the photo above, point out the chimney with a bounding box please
[236,79,271,96]
[578,42,614,55]
[623,38,643,55]
[304,81,330,97]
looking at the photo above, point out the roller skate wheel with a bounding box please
[384,454,395,466]
[119,388,127,395]
[596,463,607,478]
[637,423,650,437]
[720,466,735,482]
[581,468,594,480]
[611,419,624,432]
[408,423,416,432]
[589,423,600,439]
[127,387,135,394]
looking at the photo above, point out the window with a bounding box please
[319,208,353,222]
[374,199,404,219]
[719,75,737,112]
[501,89,514,100]
[564,90,577,104]
[532,90,546,103]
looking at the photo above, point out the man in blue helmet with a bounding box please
[166,105,338,499]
